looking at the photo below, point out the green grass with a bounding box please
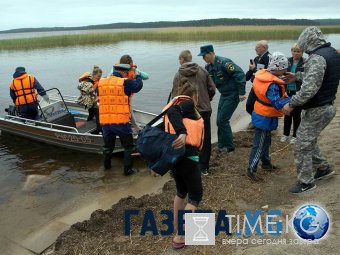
[1,26,340,50]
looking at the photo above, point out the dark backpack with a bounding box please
[136,109,185,176]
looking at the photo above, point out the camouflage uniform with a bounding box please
[76,80,97,109]
[289,27,339,184]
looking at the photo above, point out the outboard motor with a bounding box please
[5,105,17,116]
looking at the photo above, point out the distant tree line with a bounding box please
[2,18,340,34]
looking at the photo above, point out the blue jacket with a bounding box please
[252,83,290,131]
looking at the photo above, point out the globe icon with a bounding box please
[292,204,330,240]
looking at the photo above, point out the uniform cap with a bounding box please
[198,44,214,56]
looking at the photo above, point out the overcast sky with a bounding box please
[1,0,340,31]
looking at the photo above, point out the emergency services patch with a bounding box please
[226,63,234,72]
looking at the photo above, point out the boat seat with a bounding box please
[51,113,77,128]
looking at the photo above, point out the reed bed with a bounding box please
[1,26,340,50]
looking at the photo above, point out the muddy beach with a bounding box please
[48,95,340,255]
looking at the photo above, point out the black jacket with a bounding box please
[246,51,271,82]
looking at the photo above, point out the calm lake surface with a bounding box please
[0,32,339,252]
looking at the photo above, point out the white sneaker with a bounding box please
[290,137,297,144]
[280,136,289,143]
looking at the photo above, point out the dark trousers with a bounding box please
[88,107,101,132]
[283,107,302,137]
[102,126,134,172]
[199,111,212,170]
[173,157,203,207]
[18,104,39,120]
[248,128,272,173]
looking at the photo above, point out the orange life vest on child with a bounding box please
[10,74,37,106]
[127,64,137,79]
[98,76,130,124]
[253,70,286,117]
[162,96,205,150]
[78,72,92,82]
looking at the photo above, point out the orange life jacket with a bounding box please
[10,74,38,106]
[79,72,92,82]
[127,64,137,79]
[98,76,130,125]
[163,96,205,150]
[253,69,286,117]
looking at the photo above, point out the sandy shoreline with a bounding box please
[51,97,339,255]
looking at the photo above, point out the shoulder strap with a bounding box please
[147,108,169,126]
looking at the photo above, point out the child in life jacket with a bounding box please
[163,81,204,249]
[247,52,291,182]
[76,65,102,134]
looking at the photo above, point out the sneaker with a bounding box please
[314,166,334,180]
[280,136,289,143]
[124,168,138,176]
[201,168,209,176]
[262,163,279,172]
[290,137,297,144]
[289,181,316,193]
[247,171,263,182]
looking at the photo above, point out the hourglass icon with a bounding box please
[193,216,209,241]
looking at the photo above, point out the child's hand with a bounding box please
[173,134,186,149]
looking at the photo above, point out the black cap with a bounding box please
[198,45,214,56]
[15,66,26,72]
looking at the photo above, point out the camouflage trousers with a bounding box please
[294,104,336,184]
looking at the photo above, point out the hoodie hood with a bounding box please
[179,62,199,77]
[297,26,327,54]
[13,71,27,79]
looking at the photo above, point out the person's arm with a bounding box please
[205,69,216,100]
[227,62,246,96]
[10,88,16,104]
[123,75,143,96]
[266,84,290,110]
[245,69,254,81]
[34,78,47,96]
[246,88,257,114]
[172,72,180,98]
[289,55,326,107]
[135,68,149,80]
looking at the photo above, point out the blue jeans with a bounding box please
[248,128,272,173]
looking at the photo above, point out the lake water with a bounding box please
[0,33,339,253]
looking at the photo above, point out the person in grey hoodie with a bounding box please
[172,50,216,175]
[283,27,340,193]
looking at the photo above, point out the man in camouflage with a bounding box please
[283,27,340,193]
[198,45,246,152]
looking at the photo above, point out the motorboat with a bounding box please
[0,88,157,154]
